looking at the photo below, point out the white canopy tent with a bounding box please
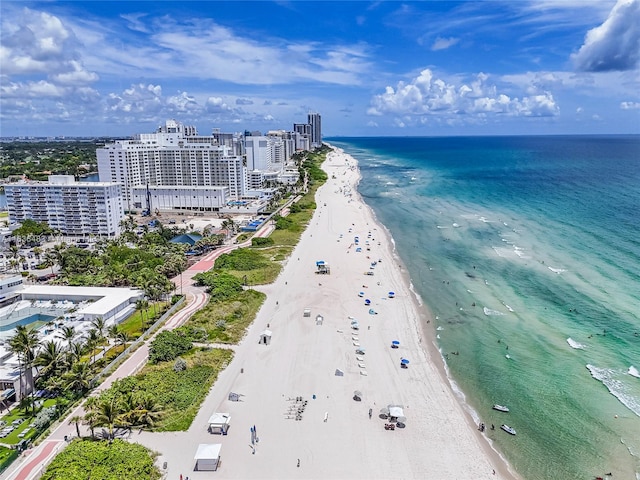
[259,329,272,345]
[208,412,230,435]
[194,443,221,471]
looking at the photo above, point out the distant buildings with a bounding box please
[5,113,323,228]
[97,120,246,210]
[308,112,322,148]
[5,175,123,237]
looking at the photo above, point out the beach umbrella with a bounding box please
[388,291,395,298]
[368,309,377,315]
[351,319,358,325]
[358,292,364,297]
[353,390,362,401]
[364,299,371,305]
[392,340,400,346]
[401,358,410,365]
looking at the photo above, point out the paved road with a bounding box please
[1,223,274,480]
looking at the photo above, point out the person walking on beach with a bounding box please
[297,458,300,467]
[369,408,372,419]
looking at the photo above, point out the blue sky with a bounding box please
[1,0,639,137]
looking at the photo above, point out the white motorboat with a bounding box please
[492,404,510,412]
[500,424,516,435]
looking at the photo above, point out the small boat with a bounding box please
[500,424,516,435]
[492,404,509,412]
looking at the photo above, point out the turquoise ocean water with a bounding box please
[328,136,640,480]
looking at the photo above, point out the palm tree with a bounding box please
[121,393,163,431]
[32,246,43,262]
[69,415,83,438]
[88,396,122,442]
[35,340,66,379]
[90,317,107,355]
[64,361,92,395]
[57,325,76,348]
[135,299,149,331]
[7,325,40,405]
[85,329,101,364]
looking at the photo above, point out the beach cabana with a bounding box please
[194,443,221,471]
[303,308,311,317]
[316,314,324,325]
[335,369,344,376]
[259,329,272,345]
[208,413,231,435]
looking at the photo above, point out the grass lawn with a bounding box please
[0,398,57,445]
[186,289,266,344]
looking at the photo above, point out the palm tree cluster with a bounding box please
[83,392,163,440]
[7,317,113,409]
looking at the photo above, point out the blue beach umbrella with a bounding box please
[388,291,395,298]
[392,340,400,346]
[401,358,410,365]
[364,299,371,305]
[358,292,364,297]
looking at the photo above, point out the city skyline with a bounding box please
[1,1,639,137]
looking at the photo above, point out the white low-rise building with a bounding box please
[132,185,230,213]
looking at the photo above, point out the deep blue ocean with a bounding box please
[328,136,640,480]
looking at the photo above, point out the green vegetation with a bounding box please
[0,140,101,181]
[90,348,233,432]
[251,236,274,247]
[193,271,245,300]
[41,439,160,480]
[0,446,18,474]
[148,331,192,364]
[182,289,266,343]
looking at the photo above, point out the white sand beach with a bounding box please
[135,147,518,479]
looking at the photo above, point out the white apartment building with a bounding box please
[5,175,123,237]
[97,120,247,210]
[131,185,229,213]
[244,136,272,171]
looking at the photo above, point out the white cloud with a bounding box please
[368,69,559,120]
[236,98,254,105]
[431,37,459,51]
[572,0,640,72]
[620,101,640,109]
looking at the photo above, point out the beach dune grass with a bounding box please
[185,289,266,343]
[107,347,233,432]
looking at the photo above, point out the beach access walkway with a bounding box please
[0,224,274,480]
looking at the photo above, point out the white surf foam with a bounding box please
[483,307,504,316]
[628,366,640,379]
[586,364,640,417]
[548,266,566,274]
[452,223,460,228]
[502,303,514,312]
[566,338,585,349]
[436,326,444,331]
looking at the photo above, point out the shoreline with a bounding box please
[339,146,520,479]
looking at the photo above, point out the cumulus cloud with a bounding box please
[431,37,459,51]
[620,101,640,109]
[205,97,232,114]
[367,69,559,121]
[572,0,640,72]
[236,98,254,105]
